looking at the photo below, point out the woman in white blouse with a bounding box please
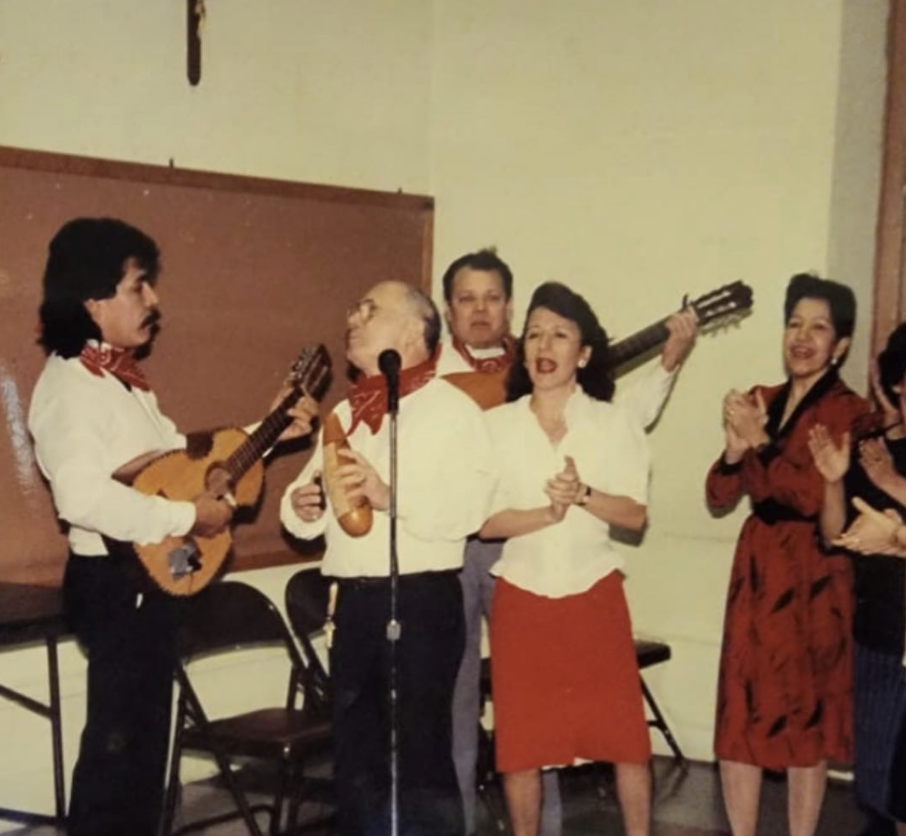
[480,282,652,836]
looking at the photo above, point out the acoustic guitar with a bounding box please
[113,345,331,596]
[444,280,754,409]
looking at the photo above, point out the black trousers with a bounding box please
[63,553,183,836]
[330,571,466,836]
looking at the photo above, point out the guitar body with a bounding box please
[131,427,265,596]
[111,344,332,597]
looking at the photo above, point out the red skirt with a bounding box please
[490,572,651,772]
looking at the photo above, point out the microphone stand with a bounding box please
[382,353,402,836]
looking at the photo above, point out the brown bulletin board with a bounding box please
[0,146,433,586]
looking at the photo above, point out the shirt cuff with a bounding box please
[170,500,197,537]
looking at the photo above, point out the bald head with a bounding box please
[345,280,440,376]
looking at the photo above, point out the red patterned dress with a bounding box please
[705,370,869,769]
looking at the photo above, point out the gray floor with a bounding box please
[2,755,872,836]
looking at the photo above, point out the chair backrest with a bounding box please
[284,569,332,711]
[179,580,297,659]
[173,581,309,727]
[284,569,332,639]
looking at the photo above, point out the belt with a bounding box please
[752,499,813,525]
[336,569,459,589]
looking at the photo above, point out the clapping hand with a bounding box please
[723,389,768,447]
[722,389,767,463]
[544,455,583,523]
[833,496,906,556]
[807,424,850,484]
[859,437,898,494]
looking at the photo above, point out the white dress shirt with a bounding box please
[487,388,650,598]
[28,353,195,556]
[281,377,496,577]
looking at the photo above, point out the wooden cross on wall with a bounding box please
[187,0,206,85]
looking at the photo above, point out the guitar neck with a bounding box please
[607,280,752,371]
[609,317,671,369]
[225,386,300,480]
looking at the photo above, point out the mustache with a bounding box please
[142,309,161,329]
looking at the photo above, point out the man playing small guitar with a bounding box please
[27,217,317,836]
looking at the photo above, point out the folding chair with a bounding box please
[283,568,332,713]
[634,639,686,766]
[161,581,333,836]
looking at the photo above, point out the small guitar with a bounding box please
[116,345,331,596]
[609,280,753,369]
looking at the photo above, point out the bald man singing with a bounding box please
[281,281,495,836]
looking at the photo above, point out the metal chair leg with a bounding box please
[640,677,686,766]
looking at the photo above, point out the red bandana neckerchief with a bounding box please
[452,334,516,374]
[79,343,150,392]
[347,353,438,435]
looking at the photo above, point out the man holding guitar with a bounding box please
[27,217,316,836]
[436,248,699,836]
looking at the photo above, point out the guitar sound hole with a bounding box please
[169,540,201,578]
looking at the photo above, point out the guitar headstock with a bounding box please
[289,344,332,400]
[689,280,753,330]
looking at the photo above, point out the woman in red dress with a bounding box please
[705,274,870,836]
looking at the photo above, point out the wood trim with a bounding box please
[419,206,435,294]
[872,0,906,355]
[0,145,434,213]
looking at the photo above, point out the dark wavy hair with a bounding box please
[784,272,856,341]
[505,282,614,403]
[441,247,514,303]
[877,322,906,407]
[38,217,160,357]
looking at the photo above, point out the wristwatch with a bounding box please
[576,483,592,506]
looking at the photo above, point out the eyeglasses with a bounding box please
[346,299,378,323]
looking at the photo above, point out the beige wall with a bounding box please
[429,0,888,759]
[0,0,889,820]
[0,0,433,191]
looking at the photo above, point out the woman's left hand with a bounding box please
[833,496,906,556]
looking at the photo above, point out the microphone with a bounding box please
[379,349,402,414]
